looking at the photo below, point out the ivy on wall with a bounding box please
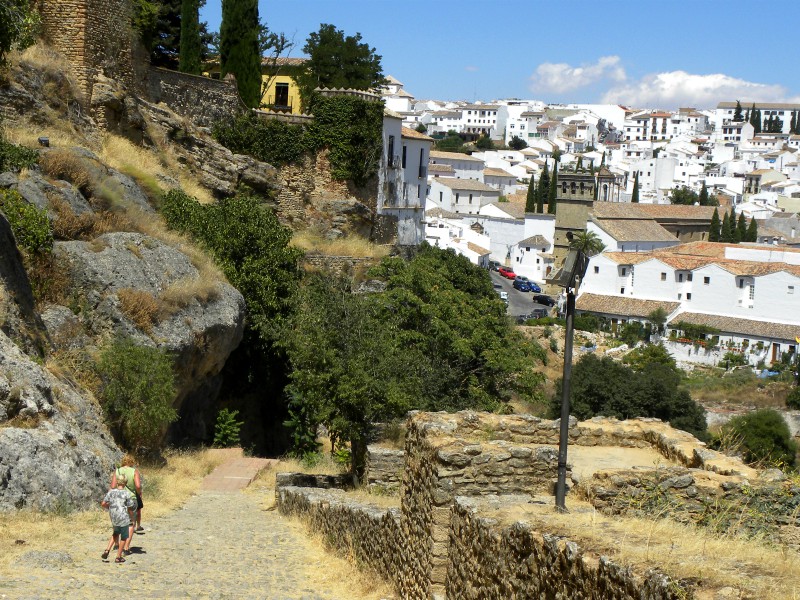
[211,95,384,187]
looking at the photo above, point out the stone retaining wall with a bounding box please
[447,496,685,600]
[366,446,404,491]
[148,68,245,128]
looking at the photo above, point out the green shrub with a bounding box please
[573,314,599,332]
[787,386,800,410]
[213,408,243,447]
[0,137,38,172]
[720,409,797,467]
[0,189,53,255]
[619,321,646,346]
[96,338,178,452]
[549,338,558,353]
[722,351,748,368]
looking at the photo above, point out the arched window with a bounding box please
[603,184,608,201]
[562,182,567,193]
[570,182,576,194]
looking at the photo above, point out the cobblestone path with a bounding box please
[3,483,379,599]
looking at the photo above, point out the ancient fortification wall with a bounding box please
[38,0,143,102]
[147,68,245,128]
[278,411,758,599]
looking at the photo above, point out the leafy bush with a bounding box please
[722,351,748,367]
[211,113,311,167]
[720,409,797,467]
[0,189,53,255]
[573,314,599,332]
[619,321,647,346]
[0,137,38,172]
[554,352,707,439]
[96,338,178,452]
[213,409,243,448]
[787,386,800,410]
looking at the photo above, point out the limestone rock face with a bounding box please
[54,231,246,438]
[0,330,119,511]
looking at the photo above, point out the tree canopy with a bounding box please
[296,23,385,107]
[0,0,39,65]
[178,0,202,74]
[220,0,262,107]
[569,230,605,256]
[509,136,527,150]
[282,245,547,473]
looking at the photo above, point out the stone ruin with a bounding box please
[277,410,798,599]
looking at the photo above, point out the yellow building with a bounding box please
[259,57,307,114]
[204,56,308,115]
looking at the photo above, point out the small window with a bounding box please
[621,268,627,276]
[678,293,682,300]
[661,272,667,281]
[790,286,795,294]
[687,293,692,300]
[678,273,684,282]
[687,274,693,282]
[620,287,625,294]
[594,266,600,274]
[738,279,744,289]
[704,276,710,285]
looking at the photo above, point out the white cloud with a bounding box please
[530,56,626,94]
[464,65,479,72]
[601,71,791,108]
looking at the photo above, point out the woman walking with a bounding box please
[110,454,143,554]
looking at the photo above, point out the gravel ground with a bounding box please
[1,492,360,600]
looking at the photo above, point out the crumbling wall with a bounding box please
[148,68,245,128]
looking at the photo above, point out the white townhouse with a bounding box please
[428,178,500,215]
[424,208,492,267]
[714,102,800,136]
[424,111,462,136]
[458,104,500,138]
[717,120,754,144]
[623,111,675,142]
[577,242,800,366]
[482,168,518,195]
[587,216,681,253]
[381,75,415,113]
[377,112,431,246]
[428,150,484,180]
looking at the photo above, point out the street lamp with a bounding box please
[546,232,590,512]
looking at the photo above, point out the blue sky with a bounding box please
[200,0,800,109]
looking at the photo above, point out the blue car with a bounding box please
[528,282,542,293]
[512,278,532,292]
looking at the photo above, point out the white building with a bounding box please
[428,150,484,180]
[577,241,800,366]
[428,178,500,215]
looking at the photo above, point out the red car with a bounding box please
[498,266,516,279]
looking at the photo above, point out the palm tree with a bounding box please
[569,230,606,257]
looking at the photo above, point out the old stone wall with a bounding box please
[366,446,404,491]
[578,466,800,549]
[38,0,144,103]
[148,68,245,128]
[447,496,685,600]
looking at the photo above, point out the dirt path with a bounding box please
[2,463,387,600]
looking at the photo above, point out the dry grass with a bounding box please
[515,499,800,599]
[250,454,346,491]
[291,228,390,259]
[0,448,223,570]
[159,275,221,314]
[39,149,94,193]
[116,288,159,332]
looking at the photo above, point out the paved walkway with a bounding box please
[2,454,380,600]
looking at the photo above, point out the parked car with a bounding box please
[512,278,532,292]
[528,281,542,293]
[499,291,509,302]
[498,266,516,279]
[489,260,501,271]
[516,308,549,324]
[532,294,556,306]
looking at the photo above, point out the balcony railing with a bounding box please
[263,96,292,113]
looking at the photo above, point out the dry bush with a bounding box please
[290,228,390,259]
[26,252,72,307]
[159,276,221,316]
[14,45,83,105]
[45,346,101,398]
[116,288,160,332]
[39,149,93,193]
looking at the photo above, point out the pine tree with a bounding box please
[220,0,262,108]
[698,181,708,206]
[547,161,558,214]
[525,176,537,213]
[536,162,548,213]
[720,212,731,242]
[746,217,758,242]
[709,208,721,242]
[631,171,640,203]
[745,108,750,123]
[733,100,743,122]
[736,213,747,243]
[178,0,202,74]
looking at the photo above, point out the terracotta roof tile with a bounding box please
[467,242,491,255]
[437,179,499,192]
[673,312,800,342]
[429,150,484,163]
[483,168,516,178]
[401,126,433,141]
[576,293,681,318]
[592,218,678,242]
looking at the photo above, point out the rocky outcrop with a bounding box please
[0,329,119,511]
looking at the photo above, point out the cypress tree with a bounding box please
[749,104,759,132]
[547,161,558,214]
[179,0,202,74]
[745,108,750,122]
[536,162,548,214]
[733,100,743,122]
[790,112,796,135]
[709,208,721,242]
[525,176,537,213]
[720,212,731,242]
[736,213,747,243]
[631,171,639,203]
[698,181,709,206]
[220,0,262,108]
[600,151,606,166]
[577,156,583,170]
[746,217,758,242]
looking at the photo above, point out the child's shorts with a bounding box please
[113,525,130,540]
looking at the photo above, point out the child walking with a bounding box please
[100,474,136,563]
